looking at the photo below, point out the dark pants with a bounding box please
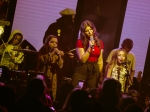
[71,61,99,88]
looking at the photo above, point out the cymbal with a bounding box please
[12,49,38,53]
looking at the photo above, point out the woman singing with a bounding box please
[105,49,128,93]
[37,35,64,101]
[71,20,104,88]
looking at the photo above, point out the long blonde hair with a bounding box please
[109,49,127,68]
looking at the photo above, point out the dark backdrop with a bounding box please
[73,0,128,71]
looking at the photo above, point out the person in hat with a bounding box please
[43,8,76,44]
[43,8,76,93]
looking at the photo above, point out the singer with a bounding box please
[37,35,64,101]
[105,49,128,92]
[71,20,104,88]
[106,38,136,86]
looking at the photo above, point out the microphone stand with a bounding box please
[123,63,132,93]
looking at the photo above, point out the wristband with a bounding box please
[87,50,90,54]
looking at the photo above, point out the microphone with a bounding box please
[55,48,60,55]
[90,36,94,52]
[121,60,131,65]
[53,47,64,56]
[50,47,59,54]
[49,47,57,52]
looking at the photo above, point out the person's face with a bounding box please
[124,46,132,53]
[84,26,93,38]
[117,51,126,64]
[48,38,58,49]
[12,35,22,45]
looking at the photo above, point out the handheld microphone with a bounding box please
[55,48,60,55]
[50,47,60,55]
[49,47,57,52]
[53,47,64,56]
[90,36,94,52]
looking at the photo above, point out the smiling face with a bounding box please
[84,26,94,38]
[48,37,58,49]
[117,50,126,64]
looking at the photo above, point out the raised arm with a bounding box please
[76,40,93,63]
[76,46,91,63]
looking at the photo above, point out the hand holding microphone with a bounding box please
[89,36,95,52]
[53,47,64,56]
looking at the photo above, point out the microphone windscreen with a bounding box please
[90,36,94,41]
[90,37,94,52]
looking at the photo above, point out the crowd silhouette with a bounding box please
[0,77,148,112]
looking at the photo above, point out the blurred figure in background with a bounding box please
[43,8,76,80]
[58,88,94,112]
[0,84,17,112]
[95,78,122,112]
[16,77,55,112]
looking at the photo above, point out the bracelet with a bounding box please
[87,50,90,54]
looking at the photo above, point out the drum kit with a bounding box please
[0,0,41,87]
[12,48,38,70]
[0,48,40,87]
